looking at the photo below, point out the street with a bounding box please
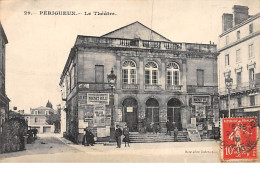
[0,134,223,163]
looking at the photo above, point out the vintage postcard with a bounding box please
[0,0,259,163]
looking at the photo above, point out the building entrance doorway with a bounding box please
[122,98,138,132]
[167,98,182,130]
[145,98,159,123]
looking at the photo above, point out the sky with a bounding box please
[0,0,259,113]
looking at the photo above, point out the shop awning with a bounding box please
[244,107,260,112]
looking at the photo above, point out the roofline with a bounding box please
[0,21,8,44]
[101,21,172,42]
[59,47,76,85]
[219,12,260,37]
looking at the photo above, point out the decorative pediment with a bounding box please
[102,21,171,42]
[247,61,256,70]
[235,66,243,73]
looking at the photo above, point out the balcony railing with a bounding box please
[76,36,217,53]
[219,81,259,95]
[166,85,182,91]
[143,41,161,49]
[144,84,161,90]
[122,84,139,89]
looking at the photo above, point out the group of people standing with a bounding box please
[82,124,130,148]
[115,124,130,148]
[166,120,179,142]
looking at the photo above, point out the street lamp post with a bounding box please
[107,68,117,142]
[225,74,233,118]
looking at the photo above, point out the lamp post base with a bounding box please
[109,126,116,142]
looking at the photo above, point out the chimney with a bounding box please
[233,5,249,26]
[222,13,233,32]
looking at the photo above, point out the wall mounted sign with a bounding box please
[127,107,133,112]
[87,93,109,105]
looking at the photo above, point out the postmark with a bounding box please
[221,117,258,162]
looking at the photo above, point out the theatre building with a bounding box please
[218,6,260,125]
[59,21,219,143]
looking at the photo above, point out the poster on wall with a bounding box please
[93,104,106,126]
[191,118,196,126]
[116,109,122,122]
[97,128,107,137]
[87,93,109,105]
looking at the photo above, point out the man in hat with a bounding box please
[115,125,122,148]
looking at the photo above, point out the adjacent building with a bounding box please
[60,21,219,143]
[218,5,260,125]
[24,106,55,133]
[0,22,10,134]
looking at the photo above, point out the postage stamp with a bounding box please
[221,117,258,162]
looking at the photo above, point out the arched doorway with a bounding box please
[122,98,138,132]
[167,98,182,130]
[145,98,159,123]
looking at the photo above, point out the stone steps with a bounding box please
[129,131,189,143]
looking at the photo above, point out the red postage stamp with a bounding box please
[221,117,258,161]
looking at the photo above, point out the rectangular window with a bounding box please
[197,69,204,86]
[225,54,229,66]
[173,71,179,85]
[122,69,128,84]
[130,69,136,84]
[167,71,172,85]
[237,30,240,40]
[152,70,158,84]
[249,23,253,34]
[225,36,229,45]
[249,44,253,58]
[236,72,241,88]
[237,97,241,107]
[95,65,104,83]
[70,66,75,88]
[250,95,255,106]
[145,70,150,84]
[249,68,255,82]
[236,49,241,63]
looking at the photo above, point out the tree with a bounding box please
[46,100,53,109]
[46,112,61,133]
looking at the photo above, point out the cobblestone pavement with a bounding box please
[0,133,259,163]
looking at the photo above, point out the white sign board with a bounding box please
[191,118,196,126]
[87,93,109,105]
[97,128,106,137]
[127,107,133,112]
[79,120,88,128]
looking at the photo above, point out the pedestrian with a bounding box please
[174,127,178,142]
[143,118,147,133]
[123,124,130,147]
[83,128,95,146]
[87,129,95,146]
[166,120,170,135]
[115,125,122,148]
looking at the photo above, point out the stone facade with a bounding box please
[60,21,219,143]
[24,106,55,134]
[0,22,10,134]
[218,6,260,125]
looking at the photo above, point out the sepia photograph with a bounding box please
[0,0,260,164]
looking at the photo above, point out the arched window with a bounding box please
[122,60,137,84]
[166,62,180,85]
[145,61,158,85]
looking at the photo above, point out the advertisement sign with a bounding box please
[192,96,210,105]
[87,93,109,105]
[116,109,122,122]
[93,104,106,126]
